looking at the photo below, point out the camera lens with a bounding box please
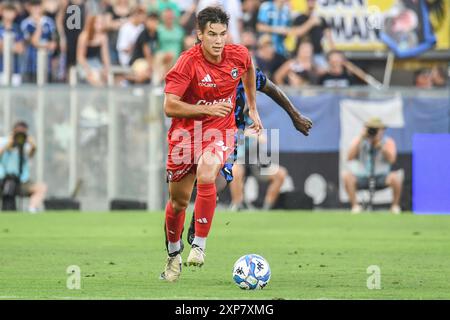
[368,128,378,136]
[13,132,27,147]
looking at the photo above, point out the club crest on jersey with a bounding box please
[231,68,239,79]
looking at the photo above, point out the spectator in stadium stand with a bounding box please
[20,0,58,83]
[254,33,286,80]
[42,0,64,81]
[148,0,199,38]
[342,117,402,214]
[76,15,110,86]
[152,7,184,85]
[43,0,60,23]
[0,3,25,86]
[95,0,110,13]
[318,50,354,88]
[196,0,243,43]
[183,33,197,50]
[147,0,181,17]
[430,66,447,88]
[104,0,134,65]
[414,68,433,89]
[116,6,145,66]
[127,12,159,84]
[274,41,318,86]
[240,30,257,56]
[291,0,334,71]
[172,0,194,16]
[58,0,87,80]
[256,0,291,57]
[242,0,261,34]
[10,1,28,26]
[176,0,198,36]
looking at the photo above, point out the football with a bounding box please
[232,254,271,290]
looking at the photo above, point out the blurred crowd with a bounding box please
[0,0,447,87]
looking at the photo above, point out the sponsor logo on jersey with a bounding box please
[199,73,217,88]
[196,96,233,106]
[231,67,238,79]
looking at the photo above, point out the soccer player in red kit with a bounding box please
[160,6,263,282]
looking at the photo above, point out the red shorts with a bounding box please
[166,130,236,182]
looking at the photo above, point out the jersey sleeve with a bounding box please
[255,68,267,91]
[164,53,194,98]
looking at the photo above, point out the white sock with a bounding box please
[168,241,181,255]
[192,236,206,251]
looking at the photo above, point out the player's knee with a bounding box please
[170,198,189,213]
[197,171,216,184]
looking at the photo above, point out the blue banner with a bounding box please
[257,93,450,153]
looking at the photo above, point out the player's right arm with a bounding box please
[164,94,233,118]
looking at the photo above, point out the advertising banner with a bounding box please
[292,0,449,52]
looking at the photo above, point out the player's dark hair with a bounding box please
[197,6,229,32]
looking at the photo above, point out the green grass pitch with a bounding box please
[1,211,449,300]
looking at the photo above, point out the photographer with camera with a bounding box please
[0,121,47,213]
[342,118,402,214]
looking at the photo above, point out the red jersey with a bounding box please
[164,43,252,140]
[164,43,252,181]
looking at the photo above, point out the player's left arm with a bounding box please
[241,60,263,134]
[260,78,313,136]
